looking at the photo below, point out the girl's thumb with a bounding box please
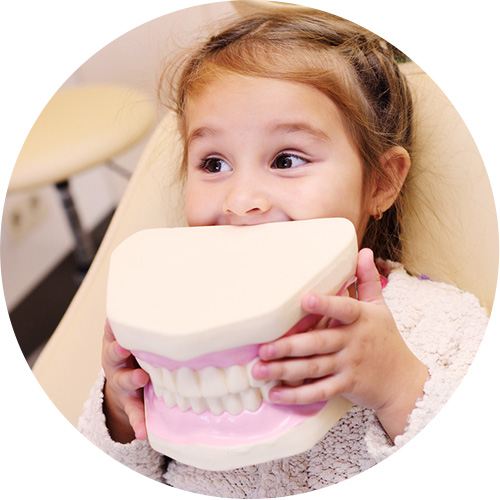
[356,248,384,303]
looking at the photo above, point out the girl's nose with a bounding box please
[222,176,272,218]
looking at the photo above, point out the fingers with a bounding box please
[103,319,115,342]
[113,367,150,392]
[259,327,344,361]
[123,397,148,441]
[103,319,150,391]
[102,321,128,366]
[268,374,346,405]
[301,293,361,325]
[298,248,383,324]
[102,321,140,375]
[253,249,390,408]
[102,320,149,442]
[356,248,384,303]
[105,340,131,366]
[253,353,338,383]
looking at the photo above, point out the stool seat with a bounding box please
[9,85,155,191]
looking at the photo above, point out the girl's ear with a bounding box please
[369,146,410,216]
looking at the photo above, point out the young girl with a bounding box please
[78,5,488,497]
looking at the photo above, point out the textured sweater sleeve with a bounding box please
[365,266,488,461]
[77,370,166,482]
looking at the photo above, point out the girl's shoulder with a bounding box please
[384,262,483,304]
[380,260,488,354]
[381,260,487,315]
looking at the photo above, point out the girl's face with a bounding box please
[184,75,376,244]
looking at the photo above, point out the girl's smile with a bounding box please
[184,75,376,244]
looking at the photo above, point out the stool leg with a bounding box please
[55,180,96,273]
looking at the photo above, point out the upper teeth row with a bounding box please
[137,358,276,416]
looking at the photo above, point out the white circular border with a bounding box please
[1,1,498,499]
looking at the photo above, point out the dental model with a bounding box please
[107,218,357,470]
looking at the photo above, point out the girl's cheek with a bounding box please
[184,195,206,226]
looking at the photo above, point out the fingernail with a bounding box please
[306,293,319,310]
[269,388,282,402]
[135,369,149,387]
[252,362,270,379]
[259,344,277,360]
[131,369,140,385]
[135,427,147,441]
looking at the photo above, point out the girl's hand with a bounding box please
[252,248,429,440]
[102,321,150,443]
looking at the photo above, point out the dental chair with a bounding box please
[31,61,498,428]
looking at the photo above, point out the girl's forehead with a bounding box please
[184,74,340,119]
[182,74,362,160]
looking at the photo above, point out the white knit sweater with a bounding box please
[78,265,488,497]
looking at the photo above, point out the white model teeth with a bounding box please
[190,397,208,414]
[176,367,202,398]
[162,369,177,393]
[199,366,228,398]
[240,387,262,412]
[226,365,249,393]
[137,359,276,415]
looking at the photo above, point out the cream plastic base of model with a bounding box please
[107,218,358,359]
[107,218,357,470]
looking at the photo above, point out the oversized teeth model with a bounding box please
[107,218,358,471]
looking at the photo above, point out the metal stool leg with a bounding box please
[55,180,96,273]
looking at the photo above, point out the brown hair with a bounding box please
[159,5,414,261]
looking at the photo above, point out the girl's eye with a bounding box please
[200,157,232,173]
[272,153,308,169]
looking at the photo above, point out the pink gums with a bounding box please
[132,343,259,370]
[144,383,326,446]
[136,346,326,447]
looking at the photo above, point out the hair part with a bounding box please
[159,5,414,261]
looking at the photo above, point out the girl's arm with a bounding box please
[78,323,166,482]
[78,368,166,482]
[252,248,429,441]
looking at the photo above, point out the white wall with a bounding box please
[1,2,236,310]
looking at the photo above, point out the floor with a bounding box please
[9,211,114,367]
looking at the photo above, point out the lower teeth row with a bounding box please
[155,385,269,415]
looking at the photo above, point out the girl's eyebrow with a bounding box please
[186,122,329,148]
[268,122,330,142]
[186,126,222,148]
